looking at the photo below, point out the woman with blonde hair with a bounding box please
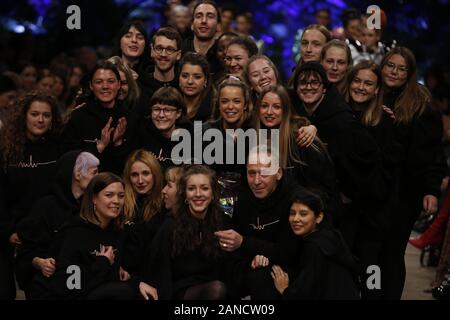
[320,39,353,95]
[380,46,446,299]
[122,149,165,276]
[254,84,337,218]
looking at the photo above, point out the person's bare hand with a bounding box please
[97,117,114,153]
[271,265,289,295]
[113,117,127,146]
[119,266,130,281]
[9,232,21,247]
[214,229,243,252]
[382,105,395,120]
[97,245,115,265]
[251,255,269,269]
[423,194,438,215]
[296,125,317,148]
[139,282,158,300]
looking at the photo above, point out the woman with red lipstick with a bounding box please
[380,47,446,299]
[268,188,359,299]
[178,52,213,122]
[139,165,228,300]
[254,84,337,220]
[0,91,62,300]
[320,39,352,95]
[122,149,165,277]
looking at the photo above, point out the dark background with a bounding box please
[1,0,449,80]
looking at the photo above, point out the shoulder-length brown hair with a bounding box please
[123,149,164,222]
[380,46,430,124]
[344,60,384,126]
[80,172,125,229]
[0,91,62,166]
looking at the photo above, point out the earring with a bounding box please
[94,203,97,211]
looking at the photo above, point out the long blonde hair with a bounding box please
[254,85,307,169]
[344,60,384,126]
[380,47,430,124]
[123,149,164,222]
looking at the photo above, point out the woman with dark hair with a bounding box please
[380,47,446,299]
[254,84,337,219]
[32,172,137,300]
[178,52,213,122]
[61,61,128,174]
[116,20,151,77]
[265,189,359,299]
[290,61,387,251]
[224,36,258,77]
[122,149,165,276]
[0,91,62,300]
[139,165,228,300]
[18,62,38,93]
[128,86,192,170]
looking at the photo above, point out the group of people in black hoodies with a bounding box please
[0,0,447,301]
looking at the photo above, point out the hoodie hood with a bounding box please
[51,150,82,211]
[305,228,358,272]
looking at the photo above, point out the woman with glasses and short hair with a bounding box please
[127,87,192,170]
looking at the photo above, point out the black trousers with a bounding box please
[0,244,16,300]
[379,188,423,299]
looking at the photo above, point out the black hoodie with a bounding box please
[291,87,387,210]
[281,228,360,300]
[15,150,83,290]
[35,216,123,300]
[232,173,301,265]
[0,135,60,242]
[383,89,446,198]
[127,116,193,171]
[61,98,129,175]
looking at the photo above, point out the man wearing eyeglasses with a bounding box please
[136,27,182,118]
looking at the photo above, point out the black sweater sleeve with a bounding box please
[61,111,100,157]
[50,228,113,299]
[406,108,446,197]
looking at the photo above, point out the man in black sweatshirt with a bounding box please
[215,146,300,299]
